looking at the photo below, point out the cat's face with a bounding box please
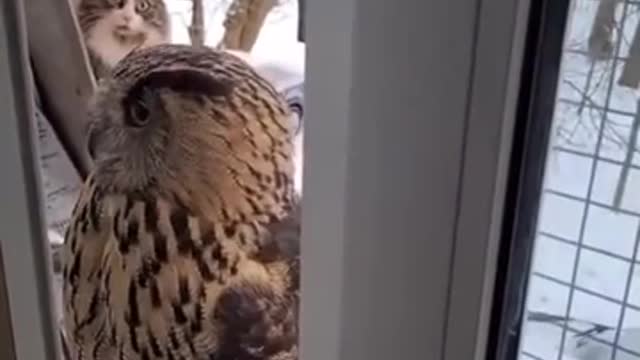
[78,0,170,66]
[78,0,169,36]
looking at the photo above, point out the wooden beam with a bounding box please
[24,0,95,178]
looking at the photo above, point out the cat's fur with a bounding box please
[76,0,171,80]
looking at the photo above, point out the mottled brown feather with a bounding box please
[62,44,299,360]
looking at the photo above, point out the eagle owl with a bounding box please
[61,43,300,360]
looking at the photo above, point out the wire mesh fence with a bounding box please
[520,0,640,359]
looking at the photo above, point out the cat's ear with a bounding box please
[126,68,234,100]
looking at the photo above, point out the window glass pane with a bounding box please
[520,1,640,359]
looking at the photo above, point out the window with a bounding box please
[515,1,640,359]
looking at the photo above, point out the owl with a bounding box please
[61,43,300,360]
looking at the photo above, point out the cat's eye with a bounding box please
[126,100,150,127]
[135,1,150,13]
[108,0,125,9]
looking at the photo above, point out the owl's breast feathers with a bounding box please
[62,178,300,360]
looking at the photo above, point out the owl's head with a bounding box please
[87,44,295,211]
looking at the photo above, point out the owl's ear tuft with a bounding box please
[126,68,234,103]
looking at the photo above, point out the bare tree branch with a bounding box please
[619,20,640,87]
[218,0,277,51]
[239,0,276,50]
[218,0,248,49]
[189,0,205,46]
[588,0,621,61]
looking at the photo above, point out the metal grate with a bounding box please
[519,0,640,359]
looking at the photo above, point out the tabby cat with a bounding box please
[76,0,171,80]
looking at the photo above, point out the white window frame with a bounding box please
[301,0,532,359]
[0,0,534,359]
[0,0,62,359]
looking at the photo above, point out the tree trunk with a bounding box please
[619,21,640,88]
[588,0,621,60]
[218,0,277,52]
[189,0,205,46]
[238,0,276,50]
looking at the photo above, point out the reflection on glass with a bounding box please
[520,1,640,359]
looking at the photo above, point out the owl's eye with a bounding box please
[126,101,150,127]
[135,1,150,12]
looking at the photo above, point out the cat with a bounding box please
[76,0,171,80]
